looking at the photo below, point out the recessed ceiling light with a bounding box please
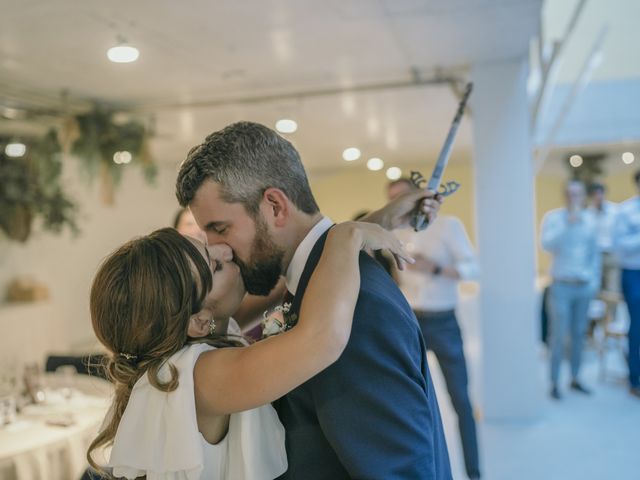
[113,151,132,164]
[367,157,384,171]
[5,142,26,157]
[569,154,583,168]
[386,166,402,180]
[342,147,361,162]
[275,119,297,134]
[107,44,140,63]
[622,152,635,165]
[1,107,22,119]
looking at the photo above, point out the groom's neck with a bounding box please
[280,211,324,272]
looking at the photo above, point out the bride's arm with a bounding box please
[193,222,410,415]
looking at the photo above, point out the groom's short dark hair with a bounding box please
[176,121,319,216]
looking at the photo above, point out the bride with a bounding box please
[87,191,437,479]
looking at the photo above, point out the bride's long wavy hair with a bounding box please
[87,227,243,475]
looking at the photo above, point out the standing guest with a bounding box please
[613,170,640,399]
[541,180,600,400]
[173,207,207,243]
[588,182,619,292]
[387,179,481,480]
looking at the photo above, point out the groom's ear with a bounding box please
[262,188,289,227]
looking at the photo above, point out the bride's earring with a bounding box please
[208,317,216,336]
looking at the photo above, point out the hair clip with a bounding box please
[119,352,137,361]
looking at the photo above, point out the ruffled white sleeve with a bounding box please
[106,343,287,480]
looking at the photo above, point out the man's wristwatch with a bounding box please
[432,265,442,276]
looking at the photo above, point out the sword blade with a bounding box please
[411,82,473,231]
[426,82,473,192]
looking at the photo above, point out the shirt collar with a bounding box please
[285,216,333,295]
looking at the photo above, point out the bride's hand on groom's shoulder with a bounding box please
[330,222,415,271]
[361,189,443,231]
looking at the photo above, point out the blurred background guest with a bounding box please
[541,180,600,400]
[613,170,640,398]
[173,207,207,243]
[387,179,481,480]
[587,182,619,292]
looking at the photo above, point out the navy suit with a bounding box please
[275,230,452,479]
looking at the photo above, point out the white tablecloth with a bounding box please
[0,375,112,480]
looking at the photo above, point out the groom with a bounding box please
[176,122,452,479]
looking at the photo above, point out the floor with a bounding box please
[432,345,639,480]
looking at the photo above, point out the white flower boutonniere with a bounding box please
[262,302,292,338]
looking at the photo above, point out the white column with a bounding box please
[471,58,543,420]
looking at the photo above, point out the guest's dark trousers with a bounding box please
[621,269,640,388]
[414,309,480,479]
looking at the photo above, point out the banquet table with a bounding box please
[0,374,112,480]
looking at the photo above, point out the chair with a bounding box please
[593,291,628,381]
[45,354,107,379]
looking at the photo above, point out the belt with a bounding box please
[554,279,588,285]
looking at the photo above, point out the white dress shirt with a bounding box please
[394,216,480,312]
[588,200,619,253]
[285,216,333,295]
[614,196,640,270]
[540,207,601,291]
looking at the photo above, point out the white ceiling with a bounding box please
[0,0,542,171]
[542,0,640,84]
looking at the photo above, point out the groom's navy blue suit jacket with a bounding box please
[275,230,452,479]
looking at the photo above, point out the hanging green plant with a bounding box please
[0,131,79,243]
[70,106,157,204]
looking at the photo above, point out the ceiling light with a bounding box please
[569,154,583,168]
[5,142,26,157]
[386,166,402,180]
[275,119,297,134]
[622,152,635,165]
[107,43,139,63]
[113,151,132,164]
[342,147,361,162]
[1,107,22,119]
[367,157,384,171]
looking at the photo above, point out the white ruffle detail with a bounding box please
[107,343,287,480]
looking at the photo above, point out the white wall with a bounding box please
[0,158,183,370]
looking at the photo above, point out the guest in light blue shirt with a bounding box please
[541,180,600,400]
[588,182,619,292]
[613,170,640,398]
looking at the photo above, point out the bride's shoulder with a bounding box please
[145,343,217,385]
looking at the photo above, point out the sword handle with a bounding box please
[408,177,462,232]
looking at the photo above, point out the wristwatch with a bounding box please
[432,265,442,276]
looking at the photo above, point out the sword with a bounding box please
[409,82,473,232]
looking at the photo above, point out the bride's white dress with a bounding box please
[106,327,287,480]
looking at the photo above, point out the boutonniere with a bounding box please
[262,302,298,338]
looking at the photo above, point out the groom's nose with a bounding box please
[208,244,233,263]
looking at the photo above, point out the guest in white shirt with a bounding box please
[541,180,600,400]
[587,182,619,292]
[613,170,640,398]
[388,178,481,480]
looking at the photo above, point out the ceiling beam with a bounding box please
[131,69,467,113]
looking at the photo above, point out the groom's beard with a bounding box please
[234,216,285,296]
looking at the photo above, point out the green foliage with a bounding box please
[72,107,157,187]
[0,106,157,243]
[0,130,79,242]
